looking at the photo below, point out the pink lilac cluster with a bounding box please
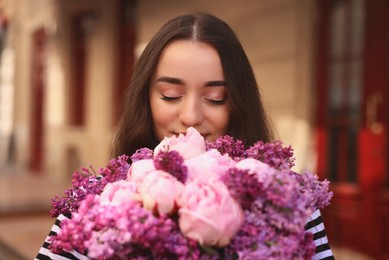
[50,194,199,259]
[206,135,295,170]
[49,127,332,259]
[50,155,129,217]
[130,147,154,162]
[206,135,245,159]
[223,167,321,259]
[244,140,295,170]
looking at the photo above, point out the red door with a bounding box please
[112,0,137,125]
[68,13,87,126]
[29,28,46,173]
[315,0,389,258]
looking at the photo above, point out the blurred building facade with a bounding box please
[0,0,136,178]
[0,0,387,259]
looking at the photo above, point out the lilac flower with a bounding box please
[50,195,97,254]
[50,194,199,259]
[131,147,154,162]
[291,170,333,210]
[50,156,130,217]
[224,167,324,259]
[221,168,263,210]
[50,188,89,217]
[154,150,188,183]
[206,135,245,159]
[98,154,130,183]
[70,167,96,187]
[245,140,295,170]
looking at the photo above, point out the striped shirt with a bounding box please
[36,209,334,259]
[307,209,335,260]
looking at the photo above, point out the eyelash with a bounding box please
[161,95,181,101]
[160,95,226,105]
[206,98,226,105]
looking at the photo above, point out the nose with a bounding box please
[178,97,204,127]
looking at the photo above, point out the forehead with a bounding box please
[161,39,217,54]
[154,40,224,78]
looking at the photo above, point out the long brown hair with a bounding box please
[112,13,274,158]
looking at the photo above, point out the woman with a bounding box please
[37,13,334,259]
[111,12,273,159]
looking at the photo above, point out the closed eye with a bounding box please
[161,94,181,101]
[205,98,226,105]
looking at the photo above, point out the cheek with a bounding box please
[209,107,230,133]
[150,93,165,123]
[151,100,175,121]
[153,110,172,126]
[150,99,176,137]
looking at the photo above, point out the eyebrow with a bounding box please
[204,80,226,87]
[156,76,183,85]
[156,76,226,87]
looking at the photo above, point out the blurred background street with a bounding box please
[0,167,69,259]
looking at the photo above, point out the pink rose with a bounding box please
[154,127,206,160]
[127,159,156,185]
[139,170,185,215]
[99,180,140,205]
[178,179,244,247]
[185,149,236,182]
[235,158,271,181]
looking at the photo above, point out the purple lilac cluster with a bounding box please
[212,135,331,259]
[221,168,263,210]
[245,140,295,170]
[222,167,327,259]
[98,155,130,183]
[50,195,199,259]
[291,170,332,210]
[207,135,295,170]
[50,155,130,217]
[206,135,245,159]
[154,150,188,184]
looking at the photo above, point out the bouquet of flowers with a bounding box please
[49,127,332,259]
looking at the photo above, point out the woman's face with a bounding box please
[149,40,231,142]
